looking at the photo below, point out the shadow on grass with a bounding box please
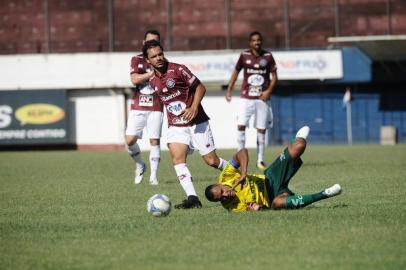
[160,178,182,184]
[330,203,349,208]
[305,160,347,167]
[161,177,217,184]
[302,203,349,210]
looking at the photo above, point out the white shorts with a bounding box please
[125,110,163,139]
[166,121,216,156]
[237,98,273,129]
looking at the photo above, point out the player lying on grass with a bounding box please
[205,126,342,212]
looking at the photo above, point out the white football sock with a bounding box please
[237,130,246,150]
[149,145,160,181]
[174,163,197,197]
[217,157,227,170]
[257,133,265,163]
[127,143,143,165]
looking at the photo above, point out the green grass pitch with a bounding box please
[1,144,405,270]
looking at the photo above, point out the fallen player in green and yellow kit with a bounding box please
[205,126,342,212]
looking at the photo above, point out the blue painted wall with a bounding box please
[327,47,372,83]
[269,92,406,144]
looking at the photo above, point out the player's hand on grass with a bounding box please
[247,203,261,211]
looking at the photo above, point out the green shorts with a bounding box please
[264,148,302,203]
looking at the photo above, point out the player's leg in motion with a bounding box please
[271,126,342,209]
[256,129,266,170]
[195,121,227,170]
[236,99,250,151]
[146,110,163,185]
[126,136,146,184]
[237,125,246,150]
[256,100,271,170]
[273,184,342,210]
[148,139,160,185]
[125,110,147,184]
[202,150,227,171]
[168,143,202,209]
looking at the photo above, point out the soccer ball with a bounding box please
[147,194,171,217]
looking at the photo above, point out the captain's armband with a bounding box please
[229,158,240,169]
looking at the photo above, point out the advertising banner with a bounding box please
[0,90,68,145]
[273,50,343,80]
[0,50,343,90]
[169,50,343,82]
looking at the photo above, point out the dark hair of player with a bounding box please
[144,30,161,40]
[205,184,217,202]
[249,31,263,40]
[142,40,164,58]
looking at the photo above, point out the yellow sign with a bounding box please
[15,103,65,126]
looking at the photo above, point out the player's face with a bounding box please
[249,34,262,51]
[147,46,166,69]
[212,185,236,202]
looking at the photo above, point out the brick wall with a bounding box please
[0,0,405,54]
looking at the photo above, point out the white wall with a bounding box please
[202,95,260,149]
[68,90,259,150]
[68,90,125,145]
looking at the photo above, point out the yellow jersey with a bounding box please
[218,162,270,212]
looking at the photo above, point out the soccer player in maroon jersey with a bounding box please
[226,31,278,170]
[142,40,227,209]
[126,30,163,185]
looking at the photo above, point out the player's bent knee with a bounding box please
[271,197,286,210]
[171,157,186,165]
[126,136,138,146]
